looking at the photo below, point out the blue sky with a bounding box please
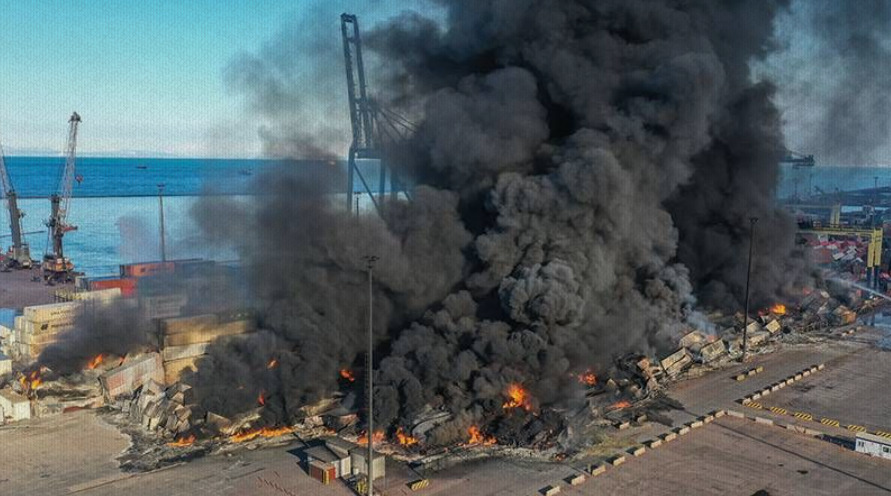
[0,1,417,158]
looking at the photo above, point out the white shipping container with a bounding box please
[856,433,891,460]
[23,302,81,322]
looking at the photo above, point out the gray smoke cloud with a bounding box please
[760,0,891,164]
[185,0,809,442]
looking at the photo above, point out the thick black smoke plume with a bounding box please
[186,0,807,441]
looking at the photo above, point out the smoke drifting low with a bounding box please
[183,0,811,439]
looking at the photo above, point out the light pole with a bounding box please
[741,217,758,362]
[157,183,167,262]
[363,254,378,496]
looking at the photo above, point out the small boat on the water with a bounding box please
[239,169,253,176]
[136,164,148,170]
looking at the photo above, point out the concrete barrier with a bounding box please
[704,415,715,424]
[770,385,780,392]
[794,373,803,380]
[616,421,631,430]
[635,414,648,424]
[568,474,586,486]
[818,363,825,370]
[630,446,646,457]
[754,417,774,426]
[755,366,764,373]
[802,370,811,377]
[661,432,677,442]
[785,378,795,386]
[647,439,663,448]
[809,366,818,373]
[752,393,762,400]
[760,389,771,397]
[690,420,704,429]
[676,426,691,436]
[735,374,746,381]
[589,465,606,476]
[610,455,626,466]
[741,397,752,405]
[542,484,561,496]
[727,410,745,418]
[747,369,757,376]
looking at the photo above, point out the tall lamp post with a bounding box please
[363,254,378,496]
[741,217,758,362]
[157,183,167,262]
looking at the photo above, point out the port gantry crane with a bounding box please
[341,13,415,215]
[0,136,32,268]
[42,112,81,283]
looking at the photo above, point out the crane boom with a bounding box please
[43,112,80,281]
[0,138,31,268]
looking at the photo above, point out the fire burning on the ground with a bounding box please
[395,427,419,447]
[465,425,496,446]
[607,400,632,411]
[228,426,293,443]
[576,370,597,387]
[356,430,384,445]
[167,434,196,448]
[339,369,355,382]
[502,383,534,412]
[85,354,104,370]
[257,391,266,406]
[771,303,787,315]
[266,358,278,369]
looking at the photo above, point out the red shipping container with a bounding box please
[308,461,335,484]
[120,261,175,278]
[88,277,138,297]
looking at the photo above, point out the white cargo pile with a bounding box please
[12,302,81,360]
[0,353,11,376]
[54,287,122,304]
[0,389,30,423]
[159,313,255,384]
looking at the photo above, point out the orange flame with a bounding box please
[608,400,632,410]
[357,430,385,445]
[466,425,496,446]
[167,434,196,447]
[228,426,292,443]
[267,358,278,369]
[340,369,356,382]
[257,392,266,406]
[770,303,787,315]
[395,427,419,446]
[19,370,43,392]
[577,370,597,386]
[85,354,104,370]
[502,383,533,411]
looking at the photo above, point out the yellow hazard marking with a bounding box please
[409,479,430,491]
[770,407,788,415]
[747,402,763,410]
[793,412,813,421]
[874,431,891,439]
[847,424,867,432]
[821,418,840,427]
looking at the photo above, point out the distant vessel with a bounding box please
[239,169,252,176]
[136,164,148,170]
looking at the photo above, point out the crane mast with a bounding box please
[42,112,80,282]
[0,138,31,268]
[341,13,414,215]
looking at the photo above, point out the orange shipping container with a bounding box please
[120,261,175,279]
[88,277,137,297]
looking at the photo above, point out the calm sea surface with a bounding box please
[0,156,886,276]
